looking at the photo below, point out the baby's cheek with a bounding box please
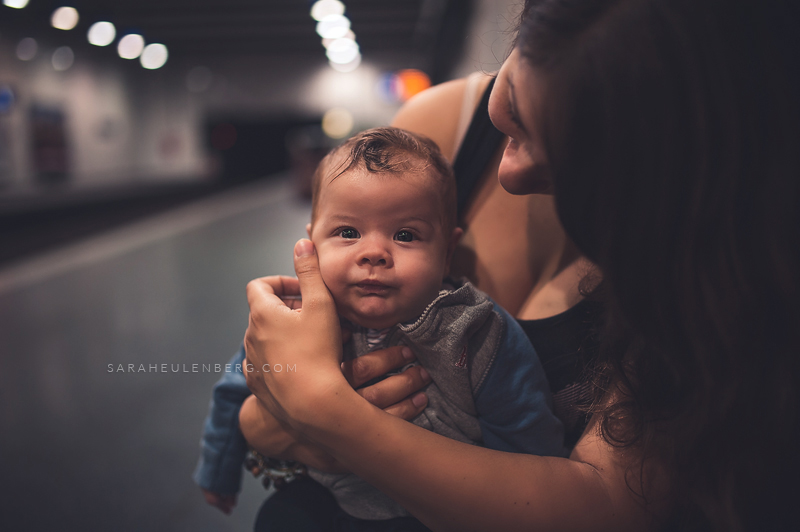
[316,253,346,300]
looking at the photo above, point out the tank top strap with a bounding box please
[452,76,507,221]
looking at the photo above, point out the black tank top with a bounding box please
[452,77,597,450]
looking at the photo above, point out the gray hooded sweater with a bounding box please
[307,279,564,520]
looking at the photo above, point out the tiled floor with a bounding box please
[0,175,311,531]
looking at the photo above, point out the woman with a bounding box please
[242,0,799,530]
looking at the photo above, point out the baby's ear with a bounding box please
[306,223,312,239]
[445,227,464,274]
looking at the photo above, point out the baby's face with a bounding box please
[309,168,457,330]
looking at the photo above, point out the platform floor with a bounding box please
[0,175,311,531]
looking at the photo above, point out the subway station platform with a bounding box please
[0,175,311,531]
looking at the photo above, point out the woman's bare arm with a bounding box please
[243,241,657,532]
[297,388,652,532]
[391,77,473,161]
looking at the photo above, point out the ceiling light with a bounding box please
[3,0,30,9]
[140,43,168,70]
[310,0,345,21]
[316,14,351,40]
[329,53,361,73]
[118,34,145,59]
[51,7,79,31]
[326,38,359,64]
[322,30,355,49]
[87,21,116,47]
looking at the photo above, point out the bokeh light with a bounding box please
[329,53,361,73]
[3,0,30,9]
[87,21,116,46]
[316,14,351,39]
[322,107,354,139]
[396,69,431,100]
[52,46,75,71]
[186,66,212,93]
[140,43,168,70]
[326,38,359,64]
[311,0,345,21]
[15,38,37,61]
[322,29,355,49]
[0,85,15,114]
[51,7,80,31]
[118,34,145,59]
[377,69,431,102]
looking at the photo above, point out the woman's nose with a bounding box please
[358,238,393,267]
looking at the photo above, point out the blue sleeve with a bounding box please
[192,345,252,494]
[474,304,567,458]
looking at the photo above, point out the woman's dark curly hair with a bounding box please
[518,0,800,530]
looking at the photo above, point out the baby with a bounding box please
[194,127,564,526]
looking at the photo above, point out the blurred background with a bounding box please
[0,1,520,530]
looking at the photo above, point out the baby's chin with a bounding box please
[337,303,417,330]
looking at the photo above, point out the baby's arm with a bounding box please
[193,345,251,508]
[474,304,567,457]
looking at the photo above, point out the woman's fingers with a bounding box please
[292,239,336,318]
[246,275,297,304]
[342,346,416,388]
[242,239,345,422]
[355,364,432,410]
[383,392,429,420]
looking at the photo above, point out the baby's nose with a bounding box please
[358,239,392,267]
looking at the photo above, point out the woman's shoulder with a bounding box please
[391,73,494,161]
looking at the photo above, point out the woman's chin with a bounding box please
[498,164,553,195]
[497,152,553,195]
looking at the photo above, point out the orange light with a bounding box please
[396,69,431,101]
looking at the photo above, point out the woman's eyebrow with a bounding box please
[507,75,529,135]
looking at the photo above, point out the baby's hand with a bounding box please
[201,489,237,515]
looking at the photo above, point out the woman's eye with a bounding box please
[395,230,414,242]
[339,228,360,239]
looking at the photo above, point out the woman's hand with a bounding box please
[243,239,431,428]
[240,271,432,469]
[243,239,344,427]
[240,348,431,473]
[343,347,431,417]
[239,394,348,473]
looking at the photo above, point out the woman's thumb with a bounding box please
[293,239,334,313]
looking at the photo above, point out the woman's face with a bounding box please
[488,48,553,195]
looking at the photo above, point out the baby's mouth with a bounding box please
[355,279,391,294]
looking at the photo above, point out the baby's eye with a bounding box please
[395,230,415,242]
[338,227,360,239]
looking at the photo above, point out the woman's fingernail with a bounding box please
[412,393,427,408]
[401,347,414,361]
[419,367,430,381]
[294,239,315,257]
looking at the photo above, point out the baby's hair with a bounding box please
[311,126,457,233]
